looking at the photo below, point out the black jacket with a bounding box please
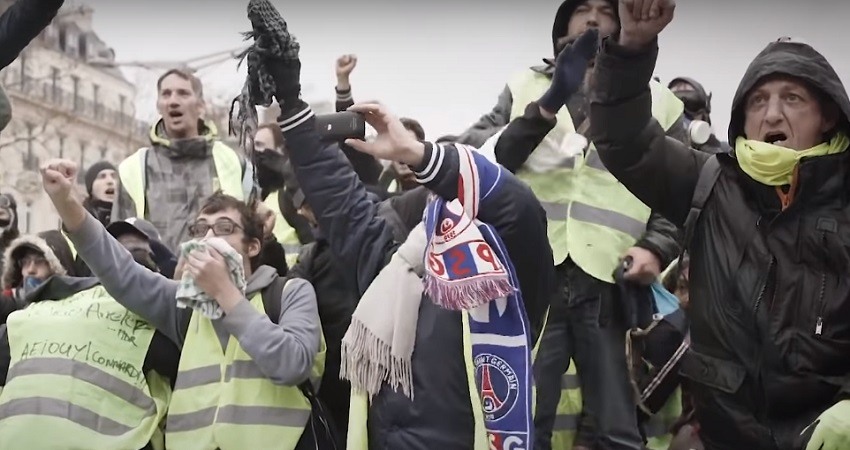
[0,0,64,69]
[281,107,553,450]
[589,37,850,449]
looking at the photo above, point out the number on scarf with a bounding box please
[428,252,446,276]
[450,248,472,276]
[476,244,502,273]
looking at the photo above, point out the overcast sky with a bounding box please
[79,0,850,142]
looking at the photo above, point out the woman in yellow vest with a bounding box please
[0,219,179,450]
[42,159,325,450]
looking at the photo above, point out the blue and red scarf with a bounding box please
[423,144,535,450]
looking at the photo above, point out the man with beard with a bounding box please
[590,0,850,448]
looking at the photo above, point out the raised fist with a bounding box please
[619,0,676,49]
[335,54,358,80]
[40,159,79,201]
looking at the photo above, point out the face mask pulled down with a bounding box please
[735,133,849,186]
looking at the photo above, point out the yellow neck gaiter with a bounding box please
[735,133,849,186]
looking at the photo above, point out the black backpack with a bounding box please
[262,276,343,450]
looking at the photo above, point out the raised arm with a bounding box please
[0,0,65,69]
[279,101,396,297]
[454,86,513,148]
[334,54,357,112]
[589,1,708,227]
[40,160,187,346]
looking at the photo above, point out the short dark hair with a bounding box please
[257,123,286,151]
[198,192,264,268]
[157,68,204,100]
[400,117,425,140]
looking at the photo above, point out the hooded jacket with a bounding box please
[456,0,617,148]
[590,37,850,449]
[2,230,76,290]
[112,120,247,251]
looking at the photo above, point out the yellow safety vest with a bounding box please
[166,283,326,450]
[118,141,246,218]
[550,364,583,449]
[347,309,549,450]
[507,69,684,283]
[264,191,303,268]
[0,286,170,450]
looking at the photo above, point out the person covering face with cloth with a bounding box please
[41,154,324,449]
[266,38,553,449]
[588,0,850,448]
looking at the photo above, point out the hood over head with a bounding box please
[669,76,712,119]
[729,38,850,145]
[551,0,618,56]
[2,230,76,290]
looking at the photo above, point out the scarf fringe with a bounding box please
[423,274,516,311]
[340,317,414,401]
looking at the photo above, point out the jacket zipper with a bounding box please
[815,231,828,336]
[753,257,776,315]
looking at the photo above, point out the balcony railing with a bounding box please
[1,69,149,137]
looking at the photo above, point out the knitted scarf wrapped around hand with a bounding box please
[230,0,299,159]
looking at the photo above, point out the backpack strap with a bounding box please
[677,155,722,262]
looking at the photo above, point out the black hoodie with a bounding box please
[0,193,19,276]
[591,35,850,450]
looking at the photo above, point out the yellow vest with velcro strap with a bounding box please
[118,141,245,218]
[347,309,549,450]
[166,283,326,450]
[0,286,170,450]
[264,191,302,268]
[507,69,684,282]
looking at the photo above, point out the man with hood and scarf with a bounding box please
[668,76,730,154]
[0,193,19,278]
[588,0,850,448]
[112,69,252,252]
[465,2,684,449]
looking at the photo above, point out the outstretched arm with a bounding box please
[0,0,65,69]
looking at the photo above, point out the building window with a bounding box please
[57,133,65,158]
[93,83,100,118]
[59,26,67,52]
[71,75,80,111]
[78,34,88,60]
[78,141,88,179]
[51,67,60,102]
[19,52,26,91]
[24,122,36,170]
[99,145,108,160]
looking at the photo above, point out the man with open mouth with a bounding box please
[111,69,252,252]
[589,0,850,448]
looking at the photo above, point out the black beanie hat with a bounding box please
[84,161,116,196]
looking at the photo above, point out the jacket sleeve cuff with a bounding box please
[335,87,353,103]
[594,34,659,104]
[412,142,439,182]
[277,102,315,133]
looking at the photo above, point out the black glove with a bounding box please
[265,48,302,111]
[538,28,599,114]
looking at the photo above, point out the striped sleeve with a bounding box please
[412,142,442,184]
[278,103,315,133]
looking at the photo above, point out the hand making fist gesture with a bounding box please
[619,0,676,49]
[40,159,79,202]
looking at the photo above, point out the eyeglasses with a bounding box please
[188,219,243,239]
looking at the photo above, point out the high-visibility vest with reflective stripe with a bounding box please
[264,191,302,268]
[550,363,582,449]
[166,283,323,450]
[347,309,548,450]
[0,286,169,450]
[118,141,246,218]
[507,69,684,282]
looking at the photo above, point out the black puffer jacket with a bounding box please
[590,37,850,449]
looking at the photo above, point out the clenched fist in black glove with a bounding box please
[266,53,302,112]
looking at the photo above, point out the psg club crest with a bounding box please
[474,353,519,421]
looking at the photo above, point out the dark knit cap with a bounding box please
[84,161,116,195]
